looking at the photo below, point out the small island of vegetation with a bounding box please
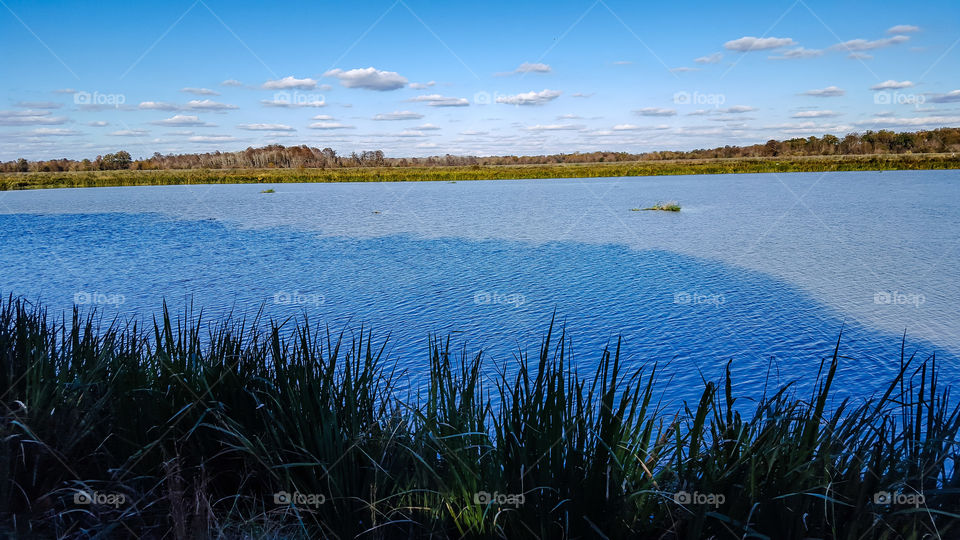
[641,201,681,212]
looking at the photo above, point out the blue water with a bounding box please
[1,171,957,405]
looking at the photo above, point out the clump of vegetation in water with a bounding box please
[1,296,957,538]
[260,188,275,193]
[641,200,681,211]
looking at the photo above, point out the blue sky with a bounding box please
[1,0,958,160]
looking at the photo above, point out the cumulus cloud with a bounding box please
[769,47,823,59]
[724,36,796,52]
[181,87,220,96]
[373,110,424,121]
[870,80,914,90]
[694,52,723,64]
[263,76,318,90]
[928,90,960,103]
[110,129,149,137]
[186,99,238,111]
[260,97,326,108]
[309,121,354,129]
[635,107,676,117]
[139,101,180,111]
[407,94,469,107]
[15,101,61,109]
[151,114,215,127]
[792,110,839,118]
[802,86,845,97]
[324,67,407,90]
[612,124,642,131]
[237,123,295,131]
[515,62,551,73]
[87,121,109,127]
[417,123,441,130]
[496,89,562,105]
[524,124,583,131]
[409,81,436,89]
[189,135,237,142]
[832,35,909,51]
[311,114,335,121]
[0,110,68,126]
[887,25,920,34]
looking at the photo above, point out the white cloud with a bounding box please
[324,67,407,90]
[87,121,109,127]
[724,36,796,52]
[237,123,295,131]
[848,52,873,60]
[722,105,756,113]
[929,90,960,103]
[186,99,238,111]
[802,86,845,97]
[792,110,839,118]
[309,122,354,129]
[887,25,920,34]
[373,110,424,121]
[152,114,215,127]
[571,92,593,98]
[694,52,723,64]
[524,124,583,131]
[407,94,469,107]
[613,60,633,65]
[220,79,243,87]
[854,115,960,127]
[417,123,441,130]
[409,81,436,89]
[28,128,80,137]
[181,87,220,96]
[110,129,149,137]
[260,98,326,108]
[515,62,551,73]
[496,89,562,105]
[670,67,700,72]
[139,101,180,111]
[16,101,61,109]
[52,88,77,94]
[870,80,914,90]
[189,135,237,142]
[263,76,318,90]
[770,47,823,59]
[832,35,909,51]
[311,114,335,120]
[612,124,642,131]
[0,110,67,126]
[635,107,676,117]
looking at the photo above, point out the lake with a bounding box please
[1,170,957,405]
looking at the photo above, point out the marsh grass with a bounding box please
[1,296,958,538]
[642,201,682,212]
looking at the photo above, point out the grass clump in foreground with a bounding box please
[0,296,958,539]
[641,200,682,211]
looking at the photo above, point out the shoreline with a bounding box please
[2,153,958,191]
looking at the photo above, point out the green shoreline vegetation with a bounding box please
[2,153,959,191]
[1,297,957,538]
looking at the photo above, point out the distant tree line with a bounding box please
[3,128,959,173]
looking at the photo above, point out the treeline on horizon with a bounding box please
[3,127,960,173]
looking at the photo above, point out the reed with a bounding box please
[1,296,957,538]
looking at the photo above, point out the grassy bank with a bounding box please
[2,153,959,190]
[1,296,958,538]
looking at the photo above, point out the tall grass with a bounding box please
[2,153,959,191]
[1,296,958,538]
